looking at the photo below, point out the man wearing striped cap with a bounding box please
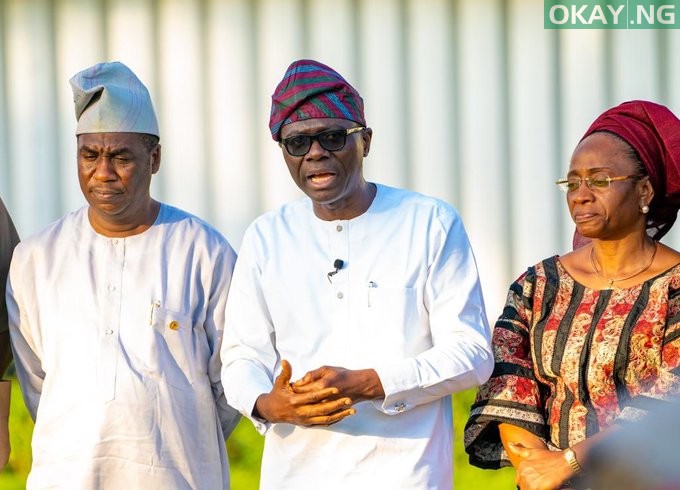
[221,59,493,488]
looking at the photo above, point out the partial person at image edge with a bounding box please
[464,100,680,490]
[7,61,240,488]
[220,59,494,489]
[0,199,19,469]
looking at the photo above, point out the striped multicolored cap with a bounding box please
[269,59,365,141]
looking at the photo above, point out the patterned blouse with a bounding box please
[465,256,680,469]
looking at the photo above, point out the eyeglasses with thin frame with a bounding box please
[555,174,639,193]
[280,127,366,156]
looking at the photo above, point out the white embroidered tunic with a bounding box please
[221,184,493,489]
[8,204,240,489]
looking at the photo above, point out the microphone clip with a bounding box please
[327,259,344,283]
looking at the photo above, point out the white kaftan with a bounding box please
[8,204,240,489]
[221,184,493,489]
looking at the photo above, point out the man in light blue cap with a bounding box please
[7,61,240,489]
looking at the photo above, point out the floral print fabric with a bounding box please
[465,256,680,469]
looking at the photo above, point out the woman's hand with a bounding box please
[499,423,575,489]
[508,443,574,490]
[499,423,548,468]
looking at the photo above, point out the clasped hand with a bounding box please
[255,359,378,427]
[508,443,575,490]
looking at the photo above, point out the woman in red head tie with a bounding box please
[464,100,680,490]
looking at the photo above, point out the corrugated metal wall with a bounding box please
[1,0,679,316]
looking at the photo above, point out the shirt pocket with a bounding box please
[149,306,195,391]
[366,286,427,356]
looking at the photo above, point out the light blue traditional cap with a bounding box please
[69,61,159,137]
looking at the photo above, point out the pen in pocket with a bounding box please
[367,281,377,307]
[149,300,161,325]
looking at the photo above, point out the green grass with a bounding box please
[0,379,514,489]
[454,389,515,489]
[0,378,34,489]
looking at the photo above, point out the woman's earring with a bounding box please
[641,204,650,214]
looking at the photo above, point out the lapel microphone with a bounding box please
[327,259,344,283]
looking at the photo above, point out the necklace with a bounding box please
[589,242,658,289]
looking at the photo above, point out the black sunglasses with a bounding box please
[280,127,365,156]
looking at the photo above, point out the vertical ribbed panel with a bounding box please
[2,0,680,315]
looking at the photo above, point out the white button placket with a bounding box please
[329,222,349,301]
[328,220,352,352]
[98,237,124,402]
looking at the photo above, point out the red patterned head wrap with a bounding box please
[580,100,680,241]
[269,59,366,141]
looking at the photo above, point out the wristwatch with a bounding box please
[564,447,583,474]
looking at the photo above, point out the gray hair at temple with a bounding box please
[69,61,160,138]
